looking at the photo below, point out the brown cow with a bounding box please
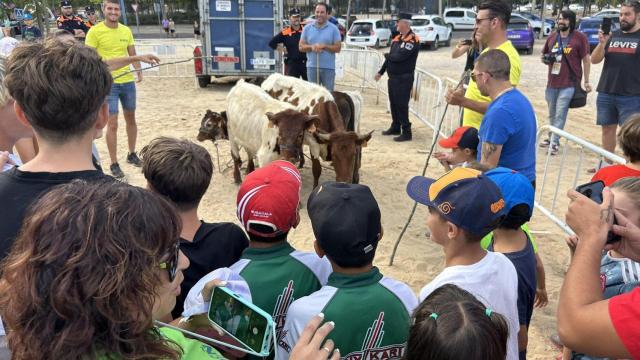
[314,130,373,184]
[196,110,228,142]
[260,74,372,187]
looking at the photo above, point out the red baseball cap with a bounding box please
[236,160,302,237]
[438,126,479,150]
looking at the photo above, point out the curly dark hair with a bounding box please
[0,180,183,359]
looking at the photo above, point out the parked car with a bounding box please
[507,18,535,54]
[443,7,477,30]
[578,16,621,51]
[593,9,620,17]
[569,3,584,12]
[345,19,392,48]
[512,12,552,36]
[411,15,452,50]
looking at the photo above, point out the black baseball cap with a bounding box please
[307,182,382,266]
[60,0,72,7]
[289,8,301,16]
[85,6,95,13]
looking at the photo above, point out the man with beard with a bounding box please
[56,0,89,41]
[540,10,591,156]
[269,8,307,80]
[592,1,640,163]
[445,0,521,130]
[86,0,143,179]
[474,50,537,188]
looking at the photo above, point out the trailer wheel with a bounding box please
[197,76,210,88]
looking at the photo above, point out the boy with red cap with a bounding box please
[407,167,520,360]
[434,126,479,170]
[278,181,418,360]
[183,160,331,357]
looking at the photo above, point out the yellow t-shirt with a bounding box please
[85,22,135,84]
[462,41,521,129]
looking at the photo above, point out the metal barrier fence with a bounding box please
[135,41,196,78]
[338,47,451,140]
[535,125,626,235]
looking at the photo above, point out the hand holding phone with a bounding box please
[601,17,612,35]
[461,39,472,46]
[575,180,620,243]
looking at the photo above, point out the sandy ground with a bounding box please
[96,38,609,359]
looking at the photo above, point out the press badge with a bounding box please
[551,61,562,75]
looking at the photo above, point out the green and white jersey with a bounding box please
[159,327,226,359]
[230,243,332,343]
[277,267,418,360]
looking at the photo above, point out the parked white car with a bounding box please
[593,9,620,17]
[443,8,477,30]
[411,15,453,50]
[345,19,392,48]
[511,12,552,36]
[569,3,584,12]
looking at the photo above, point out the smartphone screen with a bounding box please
[208,287,269,353]
[602,17,612,35]
[576,180,605,204]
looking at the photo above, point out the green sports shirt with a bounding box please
[277,267,418,360]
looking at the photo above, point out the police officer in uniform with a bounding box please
[56,0,89,41]
[84,6,98,28]
[375,19,419,142]
[269,8,306,79]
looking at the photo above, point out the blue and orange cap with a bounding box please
[406,168,506,237]
[485,167,534,218]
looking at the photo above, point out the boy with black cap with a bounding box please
[485,167,537,359]
[277,182,418,360]
[406,167,520,360]
[434,126,479,170]
[84,6,98,28]
[184,160,331,357]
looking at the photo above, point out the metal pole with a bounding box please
[119,0,128,25]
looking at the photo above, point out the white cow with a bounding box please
[226,79,318,184]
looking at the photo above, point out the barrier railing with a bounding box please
[535,125,626,234]
[338,48,450,139]
[135,42,196,78]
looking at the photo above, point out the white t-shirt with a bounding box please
[419,251,520,360]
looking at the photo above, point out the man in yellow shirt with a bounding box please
[446,0,521,129]
[86,0,142,179]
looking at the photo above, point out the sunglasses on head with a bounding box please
[159,241,180,282]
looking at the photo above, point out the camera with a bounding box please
[542,53,556,65]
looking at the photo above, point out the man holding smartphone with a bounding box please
[592,1,640,163]
[540,10,591,155]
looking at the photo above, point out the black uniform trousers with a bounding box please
[286,61,307,80]
[388,73,413,131]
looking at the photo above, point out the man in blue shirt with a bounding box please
[474,49,537,186]
[299,3,341,90]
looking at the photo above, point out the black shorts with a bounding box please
[194,30,201,35]
[170,29,175,33]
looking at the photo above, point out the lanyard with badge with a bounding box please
[551,33,571,75]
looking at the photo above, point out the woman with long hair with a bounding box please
[0,179,224,359]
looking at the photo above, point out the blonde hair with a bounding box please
[0,56,9,108]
